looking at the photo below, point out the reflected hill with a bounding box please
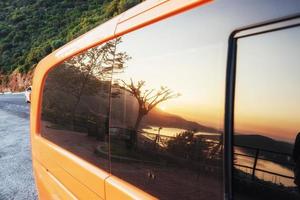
[143,108,219,133]
[235,134,293,154]
[234,134,294,171]
[110,89,219,133]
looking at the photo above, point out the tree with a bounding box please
[121,78,180,147]
[167,131,209,161]
[43,37,130,128]
[0,0,141,76]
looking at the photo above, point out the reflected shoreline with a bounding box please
[142,126,221,137]
[235,147,295,187]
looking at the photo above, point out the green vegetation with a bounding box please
[167,131,208,160]
[0,0,142,74]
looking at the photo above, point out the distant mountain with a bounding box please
[235,134,293,154]
[110,89,219,133]
[144,108,219,133]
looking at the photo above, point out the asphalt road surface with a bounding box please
[0,93,38,200]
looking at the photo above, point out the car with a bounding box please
[24,86,32,103]
[30,0,300,199]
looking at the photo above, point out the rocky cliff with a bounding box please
[0,71,33,92]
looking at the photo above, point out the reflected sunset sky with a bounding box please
[235,26,300,142]
[115,23,225,129]
[111,1,300,142]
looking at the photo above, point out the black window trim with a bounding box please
[224,13,300,200]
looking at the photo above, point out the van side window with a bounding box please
[41,39,126,171]
[233,26,300,200]
[41,7,225,199]
[108,9,225,199]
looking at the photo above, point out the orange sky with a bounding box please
[112,7,300,143]
[234,26,300,143]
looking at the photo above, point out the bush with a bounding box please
[167,131,209,161]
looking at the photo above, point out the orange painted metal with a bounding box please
[105,176,158,200]
[33,159,78,200]
[30,0,212,199]
[35,137,107,199]
[30,17,116,199]
[116,0,212,37]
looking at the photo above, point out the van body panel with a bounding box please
[30,8,119,200]
[33,159,78,200]
[35,136,108,199]
[30,0,300,199]
[105,176,157,200]
[115,0,212,36]
[30,1,213,199]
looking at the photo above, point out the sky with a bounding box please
[235,26,300,143]
[111,0,300,142]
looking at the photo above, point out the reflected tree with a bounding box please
[121,79,180,147]
[65,38,130,123]
[43,38,130,128]
[167,131,209,161]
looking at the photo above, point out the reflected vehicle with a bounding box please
[25,86,31,103]
[29,0,300,200]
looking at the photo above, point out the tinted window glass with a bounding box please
[108,8,225,199]
[41,6,226,199]
[234,26,300,200]
[41,39,127,171]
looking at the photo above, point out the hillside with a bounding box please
[0,0,142,91]
[235,134,293,154]
[144,108,219,133]
[110,90,219,133]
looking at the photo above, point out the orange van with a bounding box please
[30,0,300,199]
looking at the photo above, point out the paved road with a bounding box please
[0,93,38,200]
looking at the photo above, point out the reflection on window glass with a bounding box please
[41,7,225,198]
[108,12,224,200]
[234,26,300,200]
[41,39,127,171]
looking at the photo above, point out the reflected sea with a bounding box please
[235,147,295,187]
[142,126,220,138]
